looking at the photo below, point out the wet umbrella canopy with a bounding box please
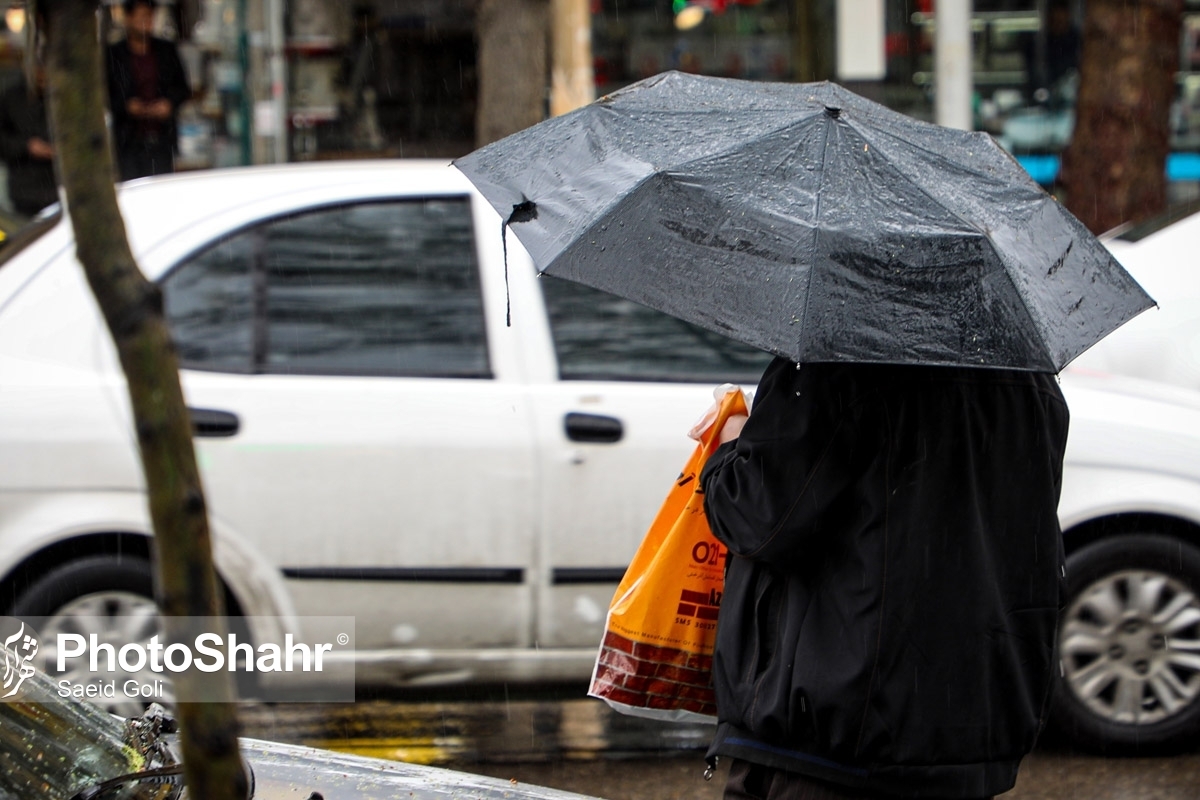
[454,71,1154,371]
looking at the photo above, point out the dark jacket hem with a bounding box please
[709,721,1022,798]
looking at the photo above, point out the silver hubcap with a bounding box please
[1061,569,1200,726]
[37,592,174,717]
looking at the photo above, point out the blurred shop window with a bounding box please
[540,276,771,384]
[906,3,1049,125]
[592,0,797,97]
[1019,0,1080,105]
[163,199,490,379]
[1179,7,1200,155]
[287,0,478,161]
[162,233,256,373]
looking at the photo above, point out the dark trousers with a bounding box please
[117,136,174,181]
[724,759,995,800]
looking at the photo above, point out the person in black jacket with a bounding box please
[701,359,1069,800]
[0,65,58,218]
[105,0,190,180]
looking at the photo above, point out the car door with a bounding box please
[160,196,538,654]
[528,276,772,649]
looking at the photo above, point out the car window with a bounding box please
[162,233,256,373]
[163,198,490,378]
[261,200,489,377]
[539,275,772,383]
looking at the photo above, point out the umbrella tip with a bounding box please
[824,106,841,119]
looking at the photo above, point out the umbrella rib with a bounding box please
[847,121,999,236]
[845,120,1056,367]
[664,113,820,177]
[797,112,836,363]
[852,122,1016,188]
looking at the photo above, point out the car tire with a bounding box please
[11,555,258,711]
[1051,534,1200,754]
[10,554,156,618]
[11,555,163,716]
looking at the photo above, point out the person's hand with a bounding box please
[127,98,146,117]
[689,384,747,441]
[146,98,172,121]
[718,414,748,444]
[27,138,53,160]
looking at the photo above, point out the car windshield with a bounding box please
[1110,199,1200,243]
[0,664,180,800]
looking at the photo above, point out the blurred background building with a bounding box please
[0,0,1196,206]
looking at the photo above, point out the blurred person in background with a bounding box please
[0,62,58,218]
[106,0,189,180]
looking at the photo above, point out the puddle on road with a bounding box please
[238,696,714,765]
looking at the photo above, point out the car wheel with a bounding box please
[1052,534,1200,754]
[11,555,173,717]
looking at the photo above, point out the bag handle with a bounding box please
[688,384,750,453]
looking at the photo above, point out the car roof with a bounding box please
[114,159,472,224]
[1104,199,1200,245]
[96,160,483,278]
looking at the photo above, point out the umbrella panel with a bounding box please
[538,114,1055,368]
[457,72,1156,371]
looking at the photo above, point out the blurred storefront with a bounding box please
[280,0,477,161]
[592,0,1200,201]
[0,0,256,175]
[0,0,476,182]
[173,0,475,166]
[0,0,1196,200]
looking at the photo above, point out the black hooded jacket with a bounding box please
[700,359,1069,798]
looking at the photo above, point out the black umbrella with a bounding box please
[454,71,1153,371]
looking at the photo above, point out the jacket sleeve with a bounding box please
[159,40,191,110]
[700,359,864,563]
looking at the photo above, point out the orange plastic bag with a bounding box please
[588,386,749,723]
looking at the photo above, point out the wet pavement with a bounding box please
[238,688,1200,800]
[465,749,1200,800]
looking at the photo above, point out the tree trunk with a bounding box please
[476,0,549,146]
[38,1,248,798]
[550,0,593,116]
[1062,0,1182,233]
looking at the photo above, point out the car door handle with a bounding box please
[189,408,240,438]
[564,412,623,444]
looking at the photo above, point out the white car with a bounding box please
[1071,202,1200,390]
[1,162,1198,755]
